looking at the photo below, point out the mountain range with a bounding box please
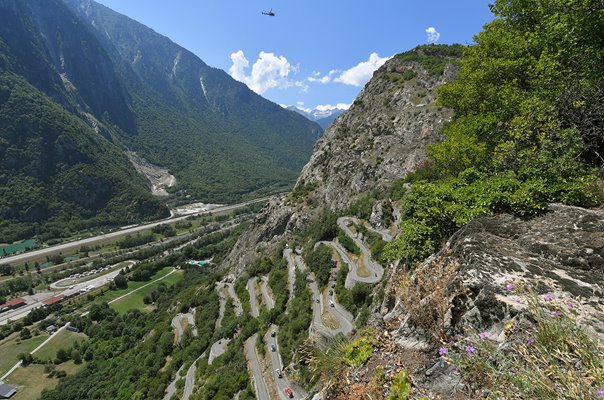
[0,0,321,243]
[285,105,347,129]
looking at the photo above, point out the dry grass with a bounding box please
[6,361,84,400]
[396,257,460,341]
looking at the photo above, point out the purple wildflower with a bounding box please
[465,345,476,355]
[505,283,514,292]
[515,297,522,303]
[550,310,561,317]
[439,347,449,357]
[543,293,555,301]
[526,337,534,346]
[598,389,604,398]
[451,364,458,372]
[567,301,574,309]
[479,331,489,340]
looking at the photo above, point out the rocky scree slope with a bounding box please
[223,46,460,274]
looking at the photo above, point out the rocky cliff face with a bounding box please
[223,47,459,272]
[373,204,604,395]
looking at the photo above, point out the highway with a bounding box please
[244,333,270,400]
[0,261,135,325]
[0,196,272,266]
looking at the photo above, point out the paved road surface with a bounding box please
[247,277,260,318]
[183,352,206,400]
[317,240,380,289]
[245,333,270,400]
[0,197,272,266]
[226,282,244,316]
[163,364,184,400]
[266,325,309,400]
[326,289,354,335]
[208,338,231,365]
[171,308,197,343]
[337,217,384,282]
[260,276,275,311]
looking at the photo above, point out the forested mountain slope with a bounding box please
[0,0,321,243]
[64,0,322,203]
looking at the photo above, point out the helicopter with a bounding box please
[262,8,275,16]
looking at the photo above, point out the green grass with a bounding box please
[33,330,87,362]
[109,269,183,314]
[92,267,173,304]
[0,333,49,376]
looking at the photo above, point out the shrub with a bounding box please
[344,337,374,368]
[388,370,412,400]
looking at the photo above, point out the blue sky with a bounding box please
[95,0,494,112]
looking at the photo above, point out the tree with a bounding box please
[55,348,69,364]
[71,350,82,364]
[20,327,31,340]
[114,274,128,289]
[18,352,33,366]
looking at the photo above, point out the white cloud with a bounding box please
[425,27,440,43]
[229,50,306,94]
[307,69,341,85]
[315,103,350,112]
[334,53,391,87]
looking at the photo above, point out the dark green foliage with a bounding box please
[347,195,376,220]
[385,1,602,263]
[304,244,334,289]
[0,72,169,243]
[268,259,289,315]
[113,274,128,289]
[151,224,176,237]
[116,234,155,249]
[193,339,254,400]
[277,271,312,365]
[337,229,361,256]
[334,267,374,318]
[19,327,31,340]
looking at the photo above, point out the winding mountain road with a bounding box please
[266,325,309,400]
[337,216,384,282]
[260,276,275,311]
[171,308,197,343]
[247,277,261,318]
[183,352,206,400]
[245,333,270,400]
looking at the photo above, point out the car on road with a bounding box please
[284,387,294,398]
[270,330,276,337]
[329,300,335,308]
[270,344,276,352]
[329,289,333,295]
[68,285,75,290]
[276,368,282,378]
